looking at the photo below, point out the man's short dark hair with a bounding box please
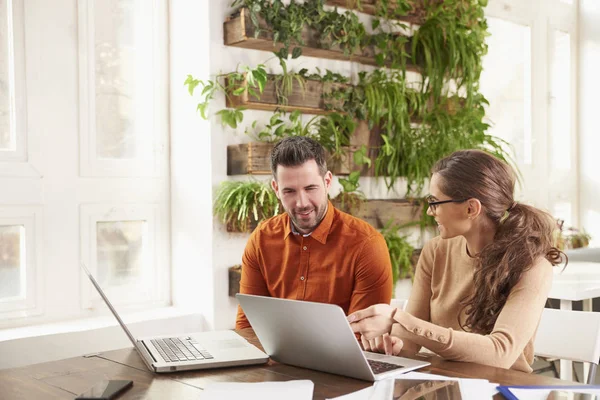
[270,136,328,179]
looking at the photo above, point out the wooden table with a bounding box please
[0,329,576,400]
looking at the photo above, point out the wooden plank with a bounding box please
[338,199,423,229]
[326,0,429,25]
[229,265,242,297]
[227,142,366,176]
[227,142,273,175]
[224,8,419,72]
[226,74,345,115]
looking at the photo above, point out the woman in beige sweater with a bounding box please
[348,150,564,372]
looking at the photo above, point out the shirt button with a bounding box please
[413,327,421,335]
[437,335,446,343]
[303,246,307,250]
[300,276,305,281]
[426,331,434,339]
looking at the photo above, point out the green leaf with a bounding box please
[184,75,200,96]
[348,171,361,183]
[291,47,302,59]
[233,86,246,96]
[276,48,288,60]
[247,87,259,99]
[197,102,209,119]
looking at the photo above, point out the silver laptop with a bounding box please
[81,263,268,373]
[237,294,429,381]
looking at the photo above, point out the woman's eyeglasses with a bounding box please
[427,196,469,214]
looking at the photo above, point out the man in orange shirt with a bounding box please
[236,136,393,330]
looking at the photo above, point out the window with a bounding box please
[481,17,532,165]
[482,0,578,218]
[549,30,572,171]
[0,225,25,300]
[0,0,26,164]
[0,0,169,328]
[0,207,42,318]
[80,204,168,310]
[79,0,167,176]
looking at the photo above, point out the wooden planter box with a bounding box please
[225,218,260,234]
[227,142,274,175]
[229,265,242,297]
[224,8,418,72]
[227,142,369,176]
[326,0,432,25]
[332,198,424,229]
[225,73,345,115]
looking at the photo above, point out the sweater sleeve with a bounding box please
[401,238,438,354]
[391,257,553,369]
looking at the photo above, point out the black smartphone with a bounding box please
[75,380,133,400]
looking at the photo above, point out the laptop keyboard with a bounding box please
[150,337,214,363]
[367,359,405,374]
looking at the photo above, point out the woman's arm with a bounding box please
[400,238,438,354]
[391,258,553,368]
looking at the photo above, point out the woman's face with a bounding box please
[427,173,471,239]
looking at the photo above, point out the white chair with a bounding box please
[534,308,600,384]
[390,298,408,311]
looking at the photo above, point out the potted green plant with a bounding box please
[213,180,281,232]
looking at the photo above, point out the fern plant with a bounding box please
[214,180,281,232]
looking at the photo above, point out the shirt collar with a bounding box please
[284,201,335,244]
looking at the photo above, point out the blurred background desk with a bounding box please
[549,261,600,382]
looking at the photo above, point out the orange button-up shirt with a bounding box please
[236,201,393,329]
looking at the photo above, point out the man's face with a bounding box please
[271,160,332,234]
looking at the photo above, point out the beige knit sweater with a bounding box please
[392,236,553,372]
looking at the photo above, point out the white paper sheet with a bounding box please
[202,380,314,400]
[508,387,600,400]
[326,371,497,400]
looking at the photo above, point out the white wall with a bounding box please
[169,0,216,328]
[579,0,600,247]
[206,2,424,330]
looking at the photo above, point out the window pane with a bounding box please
[549,30,571,170]
[0,0,14,151]
[480,18,532,165]
[0,225,25,300]
[96,220,146,287]
[94,0,151,159]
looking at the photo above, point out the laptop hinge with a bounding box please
[137,340,158,372]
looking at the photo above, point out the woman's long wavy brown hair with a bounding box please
[432,150,565,334]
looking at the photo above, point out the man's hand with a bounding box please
[360,332,404,356]
[348,303,398,340]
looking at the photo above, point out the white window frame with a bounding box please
[77,0,167,177]
[485,0,578,215]
[79,203,169,312]
[0,206,43,318]
[546,6,579,228]
[0,0,40,177]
